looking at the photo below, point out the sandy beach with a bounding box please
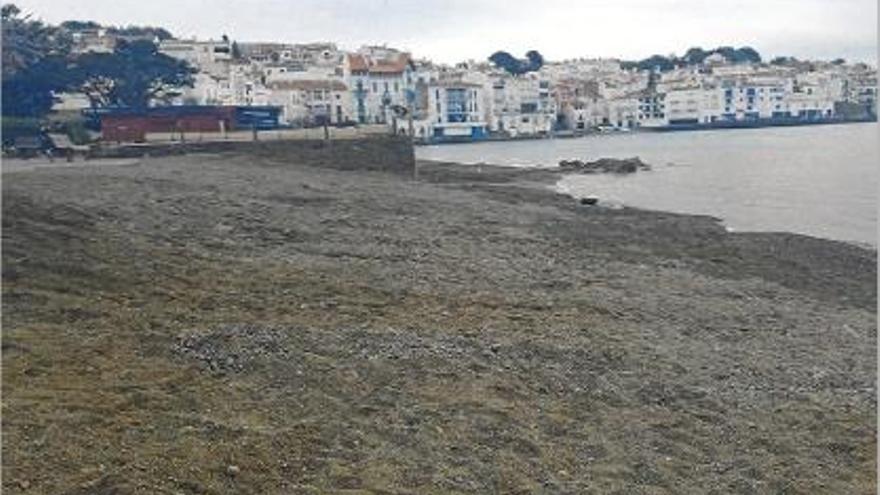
[2,151,876,494]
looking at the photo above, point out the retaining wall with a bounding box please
[90,135,415,175]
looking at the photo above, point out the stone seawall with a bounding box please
[90,135,416,174]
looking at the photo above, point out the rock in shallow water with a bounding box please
[559,156,651,174]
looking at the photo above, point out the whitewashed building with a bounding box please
[344,48,415,125]
[70,29,116,54]
[412,80,487,142]
[554,79,604,130]
[266,79,352,126]
[488,74,556,136]
[159,38,233,78]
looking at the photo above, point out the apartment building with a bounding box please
[159,38,233,78]
[344,48,415,125]
[637,90,666,127]
[413,80,487,142]
[266,79,351,126]
[554,79,603,130]
[488,74,556,136]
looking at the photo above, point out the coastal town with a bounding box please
[49,25,878,144]
[3,3,878,494]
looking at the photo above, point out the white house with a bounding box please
[554,79,604,130]
[664,85,724,124]
[159,38,232,78]
[602,93,639,129]
[344,48,415,125]
[266,79,352,126]
[412,80,487,142]
[70,29,116,54]
[636,90,667,128]
[489,74,555,136]
[174,61,269,107]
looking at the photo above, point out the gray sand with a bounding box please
[2,152,875,494]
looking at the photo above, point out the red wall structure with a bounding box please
[99,107,238,143]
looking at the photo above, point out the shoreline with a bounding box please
[420,158,879,253]
[414,117,878,146]
[3,151,876,493]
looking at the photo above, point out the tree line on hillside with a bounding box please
[621,46,762,72]
[59,19,173,41]
[1,3,194,118]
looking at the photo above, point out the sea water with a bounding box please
[417,123,879,247]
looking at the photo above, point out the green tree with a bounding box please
[770,56,797,66]
[2,4,75,116]
[2,3,71,78]
[733,46,761,64]
[59,20,102,32]
[2,55,75,116]
[682,47,708,64]
[72,39,195,109]
[488,50,544,75]
[106,25,173,41]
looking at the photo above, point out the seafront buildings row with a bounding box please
[59,30,879,143]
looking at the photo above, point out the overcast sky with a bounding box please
[14,0,879,64]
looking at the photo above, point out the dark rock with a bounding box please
[559,156,651,174]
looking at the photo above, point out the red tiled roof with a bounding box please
[347,53,412,75]
[347,54,369,72]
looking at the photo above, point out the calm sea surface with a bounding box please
[417,123,879,247]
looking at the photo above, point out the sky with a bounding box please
[14,0,879,64]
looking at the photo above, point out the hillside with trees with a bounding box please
[621,45,762,72]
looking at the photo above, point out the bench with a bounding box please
[10,136,48,159]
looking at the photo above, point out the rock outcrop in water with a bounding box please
[559,156,651,174]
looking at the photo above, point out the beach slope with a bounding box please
[2,154,875,494]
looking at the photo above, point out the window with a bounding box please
[446,88,468,122]
[394,82,399,92]
[372,82,378,93]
